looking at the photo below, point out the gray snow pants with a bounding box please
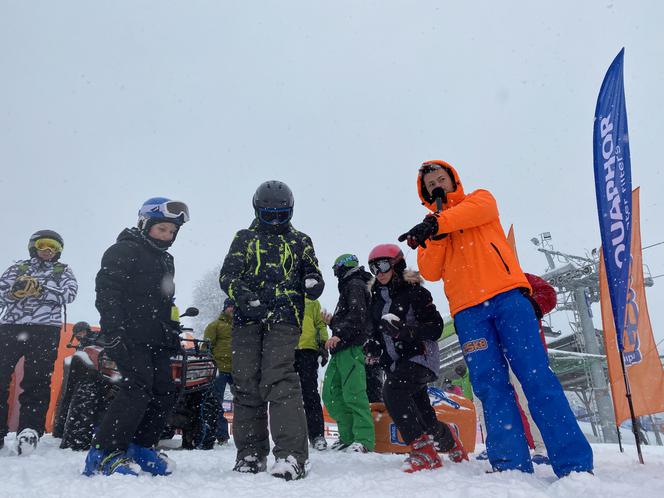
[231,322,308,464]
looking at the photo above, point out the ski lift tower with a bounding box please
[531,232,618,443]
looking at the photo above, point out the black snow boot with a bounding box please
[233,455,267,474]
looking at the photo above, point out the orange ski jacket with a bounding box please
[416,160,531,316]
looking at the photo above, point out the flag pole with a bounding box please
[618,349,644,463]
[617,426,623,453]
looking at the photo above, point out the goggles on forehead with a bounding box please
[34,238,63,253]
[333,254,359,276]
[419,163,444,176]
[333,254,357,270]
[368,258,392,276]
[257,207,292,225]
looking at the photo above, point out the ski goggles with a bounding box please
[257,207,292,225]
[34,238,63,253]
[419,163,444,176]
[332,254,359,276]
[158,201,190,223]
[368,258,393,276]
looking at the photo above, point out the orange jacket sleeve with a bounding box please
[436,189,499,234]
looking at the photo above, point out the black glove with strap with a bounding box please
[237,292,268,321]
[304,273,325,300]
[398,214,446,249]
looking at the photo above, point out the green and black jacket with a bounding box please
[219,219,322,327]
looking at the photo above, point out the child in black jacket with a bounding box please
[367,244,468,472]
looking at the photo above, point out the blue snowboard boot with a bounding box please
[126,443,175,476]
[83,447,140,476]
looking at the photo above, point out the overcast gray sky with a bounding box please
[1,1,662,344]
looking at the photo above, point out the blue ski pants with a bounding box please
[454,288,593,477]
[213,372,232,440]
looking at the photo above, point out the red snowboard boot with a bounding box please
[402,434,443,473]
[446,424,469,463]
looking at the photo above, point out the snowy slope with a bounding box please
[1,436,663,498]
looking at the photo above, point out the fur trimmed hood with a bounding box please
[402,269,424,285]
[370,268,423,290]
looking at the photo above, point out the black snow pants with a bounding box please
[294,348,324,442]
[93,343,176,451]
[383,360,453,448]
[231,322,308,464]
[0,324,61,438]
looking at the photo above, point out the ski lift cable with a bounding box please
[643,241,664,251]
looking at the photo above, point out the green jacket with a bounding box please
[298,298,329,350]
[204,312,233,372]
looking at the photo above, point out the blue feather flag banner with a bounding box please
[593,48,632,351]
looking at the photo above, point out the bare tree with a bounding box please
[188,263,226,337]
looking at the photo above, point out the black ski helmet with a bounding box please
[252,181,294,225]
[72,321,92,336]
[72,321,98,346]
[28,230,64,261]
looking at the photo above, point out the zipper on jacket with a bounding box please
[490,243,511,274]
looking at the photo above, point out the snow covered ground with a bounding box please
[1,436,663,498]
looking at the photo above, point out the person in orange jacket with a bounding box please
[398,160,592,478]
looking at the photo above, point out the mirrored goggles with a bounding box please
[34,238,63,253]
[369,258,392,276]
[161,201,190,223]
[258,207,292,225]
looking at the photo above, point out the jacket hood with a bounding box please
[338,266,373,291]
[117,227,169,253]
[417,160,466,212]
[117,227,143,243]
[401,269,424,285]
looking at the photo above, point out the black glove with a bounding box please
[237,293,268,321]
[303,273,325,300]
[162,320,183,351]
[398,214,440,249]
[317,345,329,367]
[380,315,415,341]
[363,338,382,365]
[102,330,131,369]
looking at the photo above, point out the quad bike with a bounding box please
[52,308,219,451]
